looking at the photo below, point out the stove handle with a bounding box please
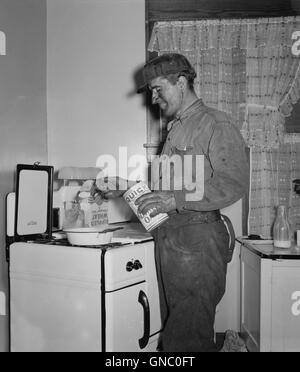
[138,290,150,349]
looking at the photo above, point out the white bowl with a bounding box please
[64,227,114,246]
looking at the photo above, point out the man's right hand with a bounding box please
[95,176,128,199]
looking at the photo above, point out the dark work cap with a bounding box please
[137,53,196,93]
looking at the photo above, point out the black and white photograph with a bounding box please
[1,0,300,355]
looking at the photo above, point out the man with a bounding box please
[97,53,249,352]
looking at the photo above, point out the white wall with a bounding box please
[0,0,47,351]
[47,0,147,177]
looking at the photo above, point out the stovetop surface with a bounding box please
[17,223,153,249]
[27,237,127,249]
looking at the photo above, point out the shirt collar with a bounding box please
[167,99,204,131]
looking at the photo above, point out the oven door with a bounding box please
[105,282,156,352]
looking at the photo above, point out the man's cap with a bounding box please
[137,53,196,93]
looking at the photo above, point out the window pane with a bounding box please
[285,101,300,133]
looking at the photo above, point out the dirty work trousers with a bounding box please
[153,212,229,352]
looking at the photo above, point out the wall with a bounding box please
[215,200,243,332]
[47,0,147,179]
[0,0,48,351]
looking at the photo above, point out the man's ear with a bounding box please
[177,75,188,91]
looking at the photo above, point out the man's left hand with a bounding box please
[135,191,176,217]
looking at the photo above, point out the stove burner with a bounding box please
[71,242,126,248]
[30,238,128,249]
[30,238,69,245]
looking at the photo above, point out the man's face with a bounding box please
[148,76,182,118]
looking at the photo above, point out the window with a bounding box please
[285,101,300,133]
[144,1,298,155]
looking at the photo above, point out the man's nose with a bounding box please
[152,90,159,104]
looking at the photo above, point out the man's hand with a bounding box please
[95,176,128,199]
[88,181,105,204]
[135,191,176,217]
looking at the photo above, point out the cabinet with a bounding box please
[240,240,300,352]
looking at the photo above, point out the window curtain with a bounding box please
[148,17,300,237]
[250,141,300,236]
[149,20,247,128]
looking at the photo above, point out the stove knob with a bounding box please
[126,261,134,272]
[133,260,143,270]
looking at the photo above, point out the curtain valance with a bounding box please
[149,17,300,52]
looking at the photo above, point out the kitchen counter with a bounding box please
[238,237,300,352]
[237,237,300,259]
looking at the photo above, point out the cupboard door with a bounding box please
[271,262,300,352]
[10,275,101,352]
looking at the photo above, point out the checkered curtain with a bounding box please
[148,17,300,237]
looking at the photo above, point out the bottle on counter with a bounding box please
[273,205,291,249]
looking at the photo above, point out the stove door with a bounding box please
[105,282,156,352]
